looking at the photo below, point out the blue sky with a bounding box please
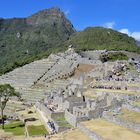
[0,0,140,40]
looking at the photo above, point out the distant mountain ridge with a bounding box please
[137,41,140,47]
[0,7,139,75]
[65,27,138,52]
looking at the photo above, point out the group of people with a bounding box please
[44,120,57,139]
[91,85,122,90]
[47,120,57,134]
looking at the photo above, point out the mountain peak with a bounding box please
[32,7,62,17]
[26,7,66,26]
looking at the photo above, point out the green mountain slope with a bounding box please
[0,8,75,75]
[0,8,139,76]
[65,27,138,52]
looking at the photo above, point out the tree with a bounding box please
[0,84,20,129]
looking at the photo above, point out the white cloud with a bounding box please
[103,21,140,41]
[103,22,116,29]
[131,32,140,41]
[119,29,140,41]
[65,10,70,16]
[119,29,131,36]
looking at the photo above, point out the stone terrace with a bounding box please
[0,58,57,89]
[80,119,140,140]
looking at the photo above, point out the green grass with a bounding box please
[0,121,25,135]
[54,116,66,122]
[53,116,72,128]
[56,121,72,128]
[27,125,48,136]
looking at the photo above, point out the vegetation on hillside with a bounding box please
[0,8,73,75]
[100,52,128,62]
[0,46,67,75]
[0,8,140,76]
[65,27,139,52]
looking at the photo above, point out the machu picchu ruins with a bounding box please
[0,44,140,140]
[0,4,140,140]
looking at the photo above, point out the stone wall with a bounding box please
[63,100,86,112]
[64,108,105,128]
[77,117,89,122]
[53,120,69,133]
[36,102,64,120]
[87,106,111,119]
[36,102,52,118]
[65,110,77,127]
[77,123,104,140]
[77,57,102,65]
[90,80,140,93]
[103,112,140,133]
[96,92,140,102]
[51,112,64,120]
[122,104,140,113]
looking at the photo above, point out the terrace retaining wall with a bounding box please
[36,102,64,120]
[77,123,104,140]
[122,104,140,113]
[103,112,140,133]
[65,110,78,127]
